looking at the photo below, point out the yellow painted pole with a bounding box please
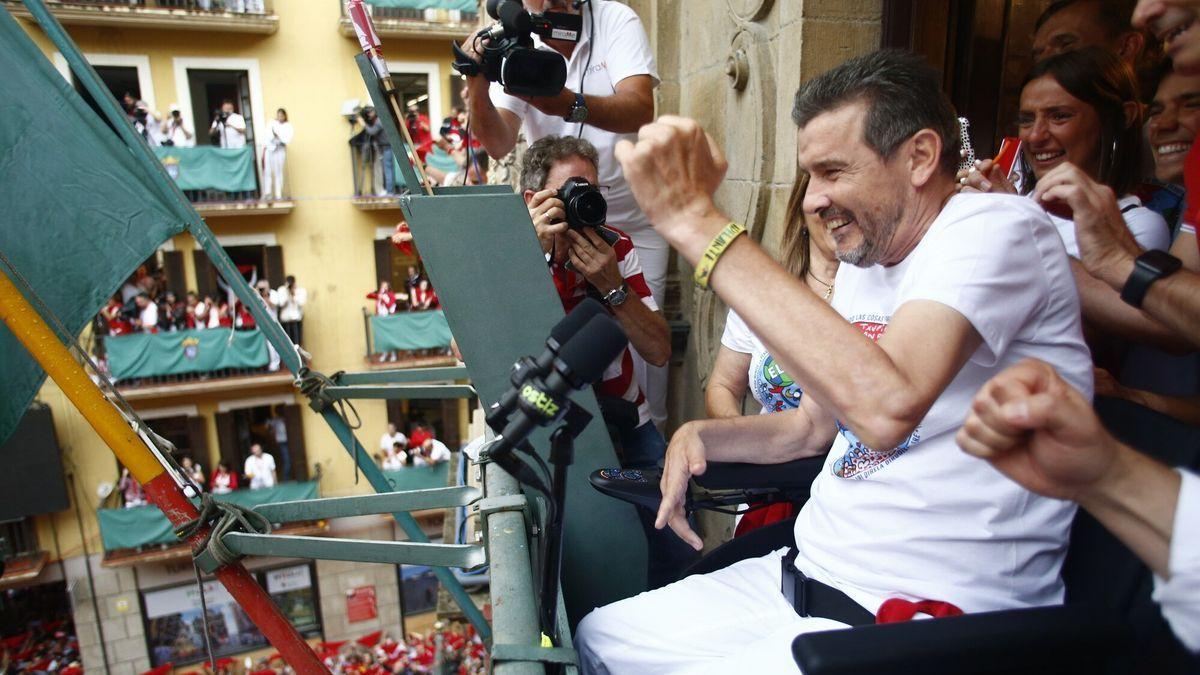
[0,268,163,483]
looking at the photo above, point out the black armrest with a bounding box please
[695,456,825,491]
[792,604,1132,675]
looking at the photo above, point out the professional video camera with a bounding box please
[451,0,582,97]
[557,176,619,247]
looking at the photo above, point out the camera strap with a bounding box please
[452,42,483,78]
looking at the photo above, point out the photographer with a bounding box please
[161,104,194,147]
[210,99,247,149]
[405,104,433,161]
[521,135,691,587]
[131,103,161,147]
[460,0,672,424]
[361,106,396,196]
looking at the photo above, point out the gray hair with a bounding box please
[519,135,601,193]
[793,49,961,174]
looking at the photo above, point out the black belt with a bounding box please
[780,547,875,626]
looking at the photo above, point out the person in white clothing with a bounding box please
[421,437,452,465]
[576,50,1095,673]
[162,104,195,147]
[211,99,247,149]
[382,442,408,471]
[243,443,276,490]
[262,108,293,200]
[958,358,1200,653]
[276,275,307,346]
[379,422,407,455]
[134,293,158,333]
[459,0,672,427]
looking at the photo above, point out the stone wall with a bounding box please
[314,516,403,643]
[65,555,150,675]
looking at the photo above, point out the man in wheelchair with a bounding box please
[575,49,1096,672]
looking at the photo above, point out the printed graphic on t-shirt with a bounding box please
[832,420,921,479]
[831,315,922,479]
[750,350,803,412]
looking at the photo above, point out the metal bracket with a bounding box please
[491,644,579,666]
[323,384,477,401]
[221,532,486,569]
[252,485,480,523]
[474,493,529,518]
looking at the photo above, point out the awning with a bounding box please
[97,480,319,552]
[101,521,327,568]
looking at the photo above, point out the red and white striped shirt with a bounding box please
[550,226,657,427]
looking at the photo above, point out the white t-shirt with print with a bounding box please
[489,1,659,244]
[720,309,804,414]
[1047,195,1170,257]
[792,192,1094,616]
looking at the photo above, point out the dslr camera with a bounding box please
[451,0,582,98]
[557,177,618,247]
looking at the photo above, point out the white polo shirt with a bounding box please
[489,0,659,245]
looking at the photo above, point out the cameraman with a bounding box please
[210,99,247,149]
[460,0,672,425]
[521,135,693,587]
[162,104,194,147]
[362,106,396,195]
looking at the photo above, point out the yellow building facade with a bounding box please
[3,1,479,671]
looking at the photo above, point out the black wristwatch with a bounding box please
[565,92,588,123]
[602,283,628,307]
[1120,249,1182,308]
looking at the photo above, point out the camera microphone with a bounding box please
[486,298,606,432]
[489,313,628,461]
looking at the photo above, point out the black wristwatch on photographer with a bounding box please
[565,92,588,123]
[602,283,628,307]
[1120,249,1182,308]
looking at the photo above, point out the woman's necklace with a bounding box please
[807,270,834,301]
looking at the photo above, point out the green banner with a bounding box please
[365,0,476,10]
[371,310,452,352]
[106,328,268,381]
[154,145,258,192]
[98,481,319,551]
[381,462,450,491]
[0,10,189,445]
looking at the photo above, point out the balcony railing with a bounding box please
[1,0,279,33]
[338,0,478,40]
[363,308,456,368]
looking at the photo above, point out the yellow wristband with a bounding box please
[693,221,746,290]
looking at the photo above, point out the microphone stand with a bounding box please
[539,423,574,640]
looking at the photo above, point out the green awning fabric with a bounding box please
[365,0,476,11]
[0,8,189,445]
[106,328,269,381]
[97,481,319,551]
[154,146,258,192]
[381,462,450,491]
[371,310,452,352]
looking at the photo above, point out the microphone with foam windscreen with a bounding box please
[489,313,628,460]
[486,298,606,433]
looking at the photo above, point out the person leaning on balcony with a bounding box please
[262,107,293,200]
[210,461,238,494]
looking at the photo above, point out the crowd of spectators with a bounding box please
[233,624,486,675]
[0,620,81,675]
[96,268,306,347]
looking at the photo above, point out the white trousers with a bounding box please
[576,547,849,674]
[627,228,671,427]
[261,145,286,200]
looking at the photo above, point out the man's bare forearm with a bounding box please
[693,407,832,464]
[1079,443,1181,577]
[611,302,669,366]
[465,77,517,158]
[578,89,653,134]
